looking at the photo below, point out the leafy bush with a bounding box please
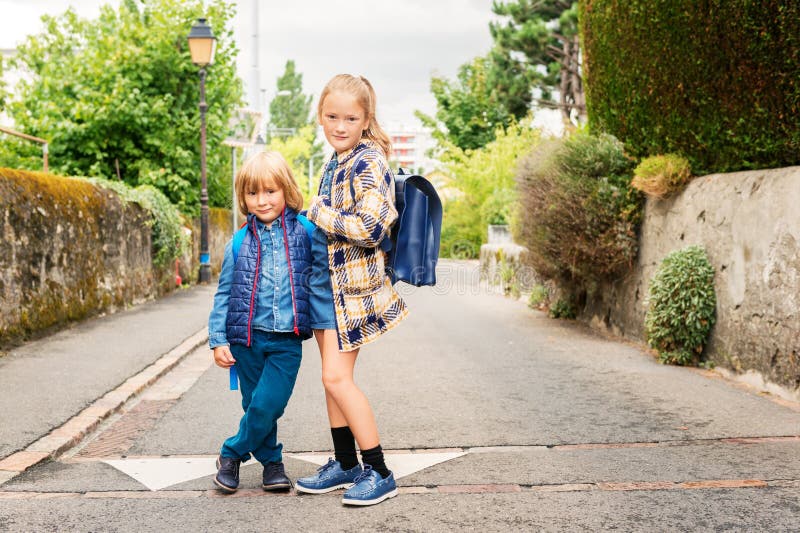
[498,258,522,299]
[480,187,515,226]
[528,284,548,308]
[645,245,716,365]
[85,178,189,268]
[580,1,800,174]
[439,123,540,258]
[549,299,576,319]
[516,132,642,299]
[631,154,692,199]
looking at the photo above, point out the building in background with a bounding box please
[385,123,437,175]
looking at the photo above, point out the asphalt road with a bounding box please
[1,261,799,531]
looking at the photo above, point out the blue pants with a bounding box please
[221,330,302,464]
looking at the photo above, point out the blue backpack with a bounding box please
[350,152,443,286]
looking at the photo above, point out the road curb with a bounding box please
[0,327,209,479]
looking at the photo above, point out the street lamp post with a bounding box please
[188,18,217,284]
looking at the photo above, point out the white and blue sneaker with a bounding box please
[295,458,362,494]
[341,465,398,506]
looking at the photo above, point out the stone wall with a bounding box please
[585,166,800,393]
[0,169,234,348]
[0,169,155,346]
[196,207,235,277]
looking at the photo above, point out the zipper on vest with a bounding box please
[282,208,300,335]
[247,217,261,347]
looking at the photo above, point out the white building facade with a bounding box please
[385,124,437,175]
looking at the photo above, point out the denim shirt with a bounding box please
[318,155,338,198]
[208,217,295,348]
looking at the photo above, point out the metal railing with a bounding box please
[0,125,49,172]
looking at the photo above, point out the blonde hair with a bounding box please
[235,150,303,217]
[317,74,392,157]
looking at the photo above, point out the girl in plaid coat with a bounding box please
[296,74,408,506]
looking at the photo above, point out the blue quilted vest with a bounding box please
[226,209,312,346]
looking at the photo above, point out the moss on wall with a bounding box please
[188,207,233,278]
[0,168,160,347]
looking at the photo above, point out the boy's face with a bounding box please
[244,181,286,224]
[318,90,370,154]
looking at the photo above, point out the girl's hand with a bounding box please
[213,346,236,368]
[309,195,324,209]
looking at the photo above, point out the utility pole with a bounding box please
[250,0,260,110]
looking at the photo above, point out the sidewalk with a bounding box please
[0,285,215,465]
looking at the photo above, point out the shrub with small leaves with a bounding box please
[528,284,548,308]
[480,187,515,225]
[645,245,716,365]
[516,132,642,297]
[85,178,189,268]
[549,298,577,319]
[631,154,692,198]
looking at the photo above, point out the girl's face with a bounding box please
[244,180,285,224]
[319,90,370,154]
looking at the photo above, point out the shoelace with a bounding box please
[316,458,337,473]
[265,462,284,476]
[221,458,239,476]
[352,464,373,484]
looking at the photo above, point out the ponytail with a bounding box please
[358,76,392,158]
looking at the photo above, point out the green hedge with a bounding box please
[580,1,800,174]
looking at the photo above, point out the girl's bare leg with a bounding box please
[313,329,379,449]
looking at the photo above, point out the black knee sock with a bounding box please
[331,426,358,470]
[360,444,390,479]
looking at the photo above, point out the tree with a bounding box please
[437,123,540,258]
[491,0,585,126]
[486,46,535,120]
[0,55,7,112]
[265,124,317,203]
[0,0,243,214]
[417,54,524,152]
[265,60,322,188]
[268,60,313,135]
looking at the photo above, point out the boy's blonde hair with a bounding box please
[317,74,392,158]
[235,150,303,217]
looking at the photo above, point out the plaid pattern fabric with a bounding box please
[308,141,409,351]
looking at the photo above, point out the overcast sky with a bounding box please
[0,0,499,127]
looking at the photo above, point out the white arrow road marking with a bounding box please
[287,452,467,480]
[104,457,252,492]
[104,451,466,491]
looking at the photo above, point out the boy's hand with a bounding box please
[213,346,236,368]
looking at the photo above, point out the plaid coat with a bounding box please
[307,140,409,351]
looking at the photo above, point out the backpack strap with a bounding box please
[231,225,248,264]
[296,213,316,238]
[233,215,313,265]
[228,223,249,393]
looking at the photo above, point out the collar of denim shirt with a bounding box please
[255,215,283,233]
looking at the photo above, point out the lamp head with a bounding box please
[188,18,216,67]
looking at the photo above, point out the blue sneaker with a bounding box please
[295,458,362,494]
[341,465,398,506]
